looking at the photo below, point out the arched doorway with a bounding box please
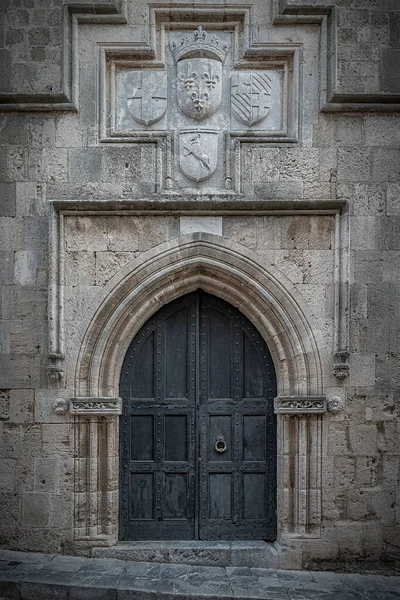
[119,290,277,541]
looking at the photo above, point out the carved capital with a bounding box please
[274,396,327,414]
[70,397,122,415]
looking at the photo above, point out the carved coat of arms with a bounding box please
[179,130,218,182]
[177,58,222,121]
[126,71,167,126]
[231,72,272,126]
[171,26,229,122]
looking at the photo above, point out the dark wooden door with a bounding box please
[119,290,276,541]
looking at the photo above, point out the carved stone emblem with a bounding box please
[170,26,229,122]
[126,71,167,126]
[179,130,218,182]
[231,72,272,126]
[177,58,222,121]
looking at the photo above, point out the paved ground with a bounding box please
[0,549,399,600]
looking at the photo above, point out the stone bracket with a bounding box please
[274,396,327,414]
[70,397,122,415]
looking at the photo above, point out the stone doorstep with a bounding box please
[92,541,281,568]
[1,552,400,600]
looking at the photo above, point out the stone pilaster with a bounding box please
[275,396,326,537]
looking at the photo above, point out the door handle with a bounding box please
[215,435,228,453]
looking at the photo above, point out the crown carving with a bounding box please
[170,26,229,63]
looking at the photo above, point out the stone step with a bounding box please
[92,540,282,568]
[1,550,399,600]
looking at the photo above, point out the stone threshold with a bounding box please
[1,549,399,600]
[92,540,282,568]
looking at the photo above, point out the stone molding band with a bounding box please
[274,396,327,414]
[70,397,122,415]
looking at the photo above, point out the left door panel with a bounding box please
[119,294,197,540]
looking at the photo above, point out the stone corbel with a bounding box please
[333,350,350,380]
[70,397,122,415]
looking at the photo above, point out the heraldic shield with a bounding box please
[126,71,167,126]
[179,130,218,182]
[231,72,272,127]
[177,58,222,121]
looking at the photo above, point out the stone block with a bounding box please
[34,458,58,493]
[246,147,280,182]
[64,251,96,287]
[106,216,140,252]
[0,459,16,492]
[37,390,62,430]
[335,116,363,146]
[223,217,258,250]
[137,218,172,252]
[381,50,400,92]
[0,492,21,526]
[0,182,16,217]
[335,522,364,557]
[387,183,400,216]
[337,148,371,183]
[180,216,222,236]
[350,284,367,319]
[0,389,10,420]
[348,423,377,455]
[349,354,375,387]
[69,148,102,183]
[350,216,375,250]
[254,181,303,199]
[9,389,34,424]
[0,50,12,93]
[14,250,45,286]
[355,456,380,487]
[279,148,319,182]
[28,148,68,183]
[22,493,50,527]
[335,457,356,489]
[0,354,41,388]
[29,115,56,149]
[372,148,400,182]
[6,146,27,181]
[42,423,71,457]
[95,251,134,286]
[382,456,400,490]
[101,147,142,183]
[0,251,14,285]
[64,285,99,322]
[56,114,85,148]
[280,215,334,250]
[49,493,72,529]
[362,523,383,556]
[65,216,108,252]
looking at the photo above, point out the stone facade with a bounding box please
[0,0,399,570]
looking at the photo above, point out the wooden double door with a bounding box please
[119,290,277,540]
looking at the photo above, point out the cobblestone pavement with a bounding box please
[0,549,399,600]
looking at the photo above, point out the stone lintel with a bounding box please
[274,396,326,414]
[70,397,122,415]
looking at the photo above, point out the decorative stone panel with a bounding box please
[70,397,122,415]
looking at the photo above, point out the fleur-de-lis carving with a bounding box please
[202,71,220,89]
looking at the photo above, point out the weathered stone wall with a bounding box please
[0,0,399,567]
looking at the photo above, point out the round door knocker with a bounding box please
[215,435,228,453]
